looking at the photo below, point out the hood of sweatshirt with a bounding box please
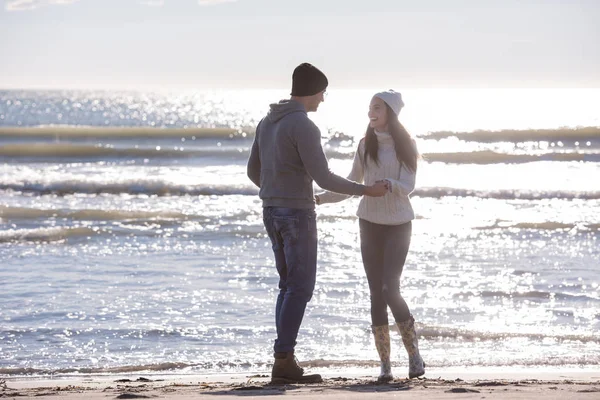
[267,99,306,123]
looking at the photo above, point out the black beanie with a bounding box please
[290,63,328,96]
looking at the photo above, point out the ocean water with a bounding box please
[0,88,599,376]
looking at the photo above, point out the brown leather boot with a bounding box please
[271,352,323,384]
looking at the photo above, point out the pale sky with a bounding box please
[0,0,598,89]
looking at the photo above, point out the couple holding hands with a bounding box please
[247,63,424,384]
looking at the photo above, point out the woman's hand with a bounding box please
[364,181,388,197]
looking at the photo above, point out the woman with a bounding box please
[316,90,424,381]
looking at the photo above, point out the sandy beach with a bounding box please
[2,367,599,399]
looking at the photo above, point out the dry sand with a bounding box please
[2,367,600,399]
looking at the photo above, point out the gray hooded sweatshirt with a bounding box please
[247,99,366,209]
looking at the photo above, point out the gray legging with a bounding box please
[359,219,412,326]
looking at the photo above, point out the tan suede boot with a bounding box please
[396,316,425,378]
[271,352,323,384]
[372,325,393,382]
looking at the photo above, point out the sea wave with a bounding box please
[0,206,189,222]
[304,357,600,368]
[0,143,244,159]
[426,127,600,142]
[2,182,599,200]
[413,324,600,351]
[0,182,259,196]
[0,126,243,139]
[423,150,600,164]
[3,143,600,165]
[0,363,195,376]
[0,223,191,243]
[452,290,600,302]
[2,126,599,145]
[2,355,599,376]
[413,188,600,200]
[2,324,598,347]
[0,226,97,243]
[475,221,600,231]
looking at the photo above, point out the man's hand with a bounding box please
[364,181,388,197]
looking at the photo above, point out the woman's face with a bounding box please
[368,96,388,131]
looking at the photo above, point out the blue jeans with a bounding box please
[263,207,317,354]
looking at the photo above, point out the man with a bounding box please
[247,63,387,384]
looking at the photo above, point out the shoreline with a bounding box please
[0,126,241,138]
[3,366,599,399]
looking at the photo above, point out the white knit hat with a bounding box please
[374,89,404,116]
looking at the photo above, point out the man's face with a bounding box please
[307,90,326,112]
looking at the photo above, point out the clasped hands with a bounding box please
[364,179,390,197]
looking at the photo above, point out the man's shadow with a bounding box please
[202,377,415,397]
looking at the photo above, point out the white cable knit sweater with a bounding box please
[318,130,416,225]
